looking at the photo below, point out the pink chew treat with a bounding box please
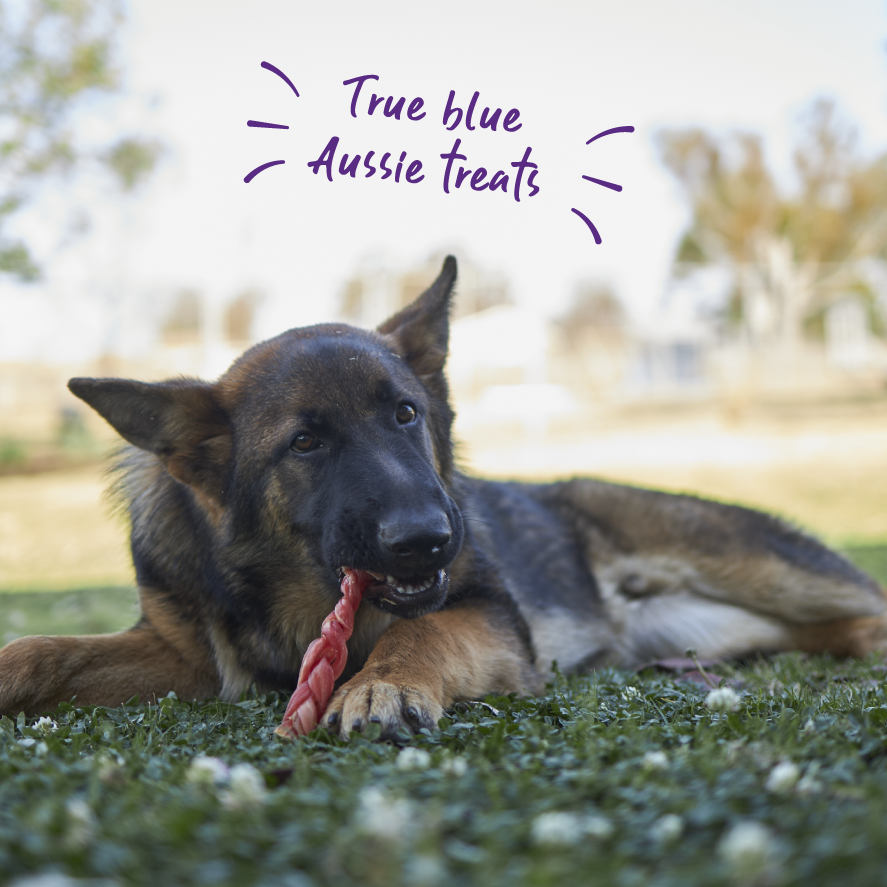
[275,568,372,737]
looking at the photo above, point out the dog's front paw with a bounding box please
[321,671,443,740]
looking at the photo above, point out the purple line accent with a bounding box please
[586,125,635,145]
[247,120,289,130]
[261,61,300,98]
[244,159,285,183]
[582,175,622,192]
[571,208,602,245]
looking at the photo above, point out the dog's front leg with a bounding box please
[321,600,541,739]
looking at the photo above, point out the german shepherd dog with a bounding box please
[1,257,885,738]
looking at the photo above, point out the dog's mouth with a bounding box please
[338,567,448,612]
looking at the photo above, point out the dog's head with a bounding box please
[69,257,465,619]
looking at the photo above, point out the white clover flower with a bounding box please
[97,754,126,787]
[7,875,87,887]
[725,739,747,764]
[705,686,740,713]
[766,761,800,793]
[64,799,96,848]
[187,755,231,787]
[404,853,446,886]
[530,811,614,845]
[719,821,780,880]
[642,750,669,771]
[396,747,432,771]
[221,763,268,810]
[584,814,615,840]
[440,755,468,777]
[651,813,683,843]
[33,717,58,735]
[621,686,641,700]
[354,786,415,841]
[797,763,823,796]
[531,811,585,846]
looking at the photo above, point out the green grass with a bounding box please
[0,550,885,886]
[842,545,887,587]
[2,658,887,886]
[0,587,139,646]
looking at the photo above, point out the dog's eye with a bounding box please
[291,432,318,453]
[395,403,417,425]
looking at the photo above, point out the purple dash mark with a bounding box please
[261,61,300,98]
[586,125,635,145]
[244,159,285,183]
[582,175,622,192]
[247,120,290,130]
[571,208,602,245]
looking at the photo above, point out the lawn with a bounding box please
[0,548,885,886]
[2,655,887,886]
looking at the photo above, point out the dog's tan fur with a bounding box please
[325,602,541,733]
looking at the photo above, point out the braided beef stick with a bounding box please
[275,568,372,737]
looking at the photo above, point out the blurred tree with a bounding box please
[0,0,162,281]
[339,254,512,324]
[554,281,630,397]
[103,136,162,192]
[658,99,887,347]
[339,277,364,320]
[555,281,626,349]
[160,288,201,345]
[224,288,263,342]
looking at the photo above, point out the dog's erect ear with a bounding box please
[377,255,457,376]
[68,377,231,503]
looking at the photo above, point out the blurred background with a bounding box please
[2,0,887,638]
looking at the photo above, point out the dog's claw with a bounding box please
[323,674,442,740]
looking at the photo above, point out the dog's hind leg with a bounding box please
[790,616,887,658]
[601,588,887,666]
[0,591,221,716]
[545,479,887,666]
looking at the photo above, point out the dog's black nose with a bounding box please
[378,512,452,570]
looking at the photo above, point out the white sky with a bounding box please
[3,0,887,358]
